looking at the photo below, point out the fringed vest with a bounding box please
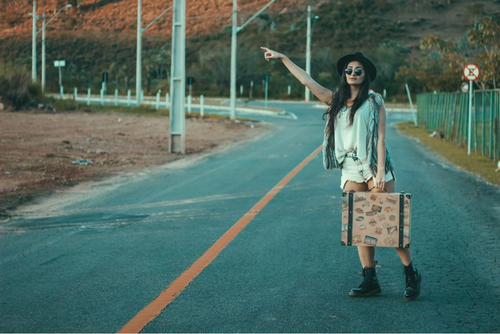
[322,92,395,175]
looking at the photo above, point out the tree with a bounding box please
[118,62,130,91]
[143,46,171,94]
[198,41,231,96]
[420,16,500,90]
[467,16,500,89]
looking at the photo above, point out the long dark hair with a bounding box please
[323,63,371,130]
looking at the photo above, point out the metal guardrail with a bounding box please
[46,93,285,117]
[417,89,500,161]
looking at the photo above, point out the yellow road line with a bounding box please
[117,145,322,333]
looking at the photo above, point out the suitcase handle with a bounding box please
[368,187,387,193]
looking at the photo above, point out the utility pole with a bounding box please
[169,0,186,154]
[229,0,237,120]
[41,4,71,92]
[230,0,276,120]
[305,5,311,102]
[136,1,172,105]
[41,13,46,90]
[31,1,38,82]
[136,0,142,105]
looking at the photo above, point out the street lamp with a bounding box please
[230,0,276,120]
[305,6,319,102]
[30,1,39,82]
[136,0,173,105]
[41,4,72,92]
[31,1,71,87]
[169,0,185,154]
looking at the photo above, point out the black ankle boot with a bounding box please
[349,267,382,297]
[403,262,422,301]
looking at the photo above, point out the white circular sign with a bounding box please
[461,82,469,92]
[463,63,480,81]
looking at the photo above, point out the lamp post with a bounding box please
[136,0,173,105]
[229,0,237,119]
[31,1,38,82]
[305,6,319,102]
[136,0,142,105]
[169,0,185,154]
[305,5,311,102]
[41,4,72,92]
[42,13,45,89]
[229,0,276,120]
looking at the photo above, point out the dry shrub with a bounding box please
[0,64,36,111]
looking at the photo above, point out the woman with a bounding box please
[261,47,421,301]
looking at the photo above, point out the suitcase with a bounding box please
[341,190,412,248]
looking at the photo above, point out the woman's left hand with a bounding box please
[260,47,284,61]
[374,172,386,190]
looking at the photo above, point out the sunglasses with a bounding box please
[345,68,363,76]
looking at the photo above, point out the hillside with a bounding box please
[1,0,499,99]
[2,0,498,41]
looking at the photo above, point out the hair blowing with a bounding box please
[323,65,371,131]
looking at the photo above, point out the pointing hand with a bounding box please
[261,47,283,61]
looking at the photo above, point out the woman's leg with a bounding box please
[343,181,375,267]
[367,178,421,300]
[368,179,412,266]
[366,178,412,264]
[343,181,382,297]
[396,248,412,266]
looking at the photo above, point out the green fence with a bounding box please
[417,89,500,161]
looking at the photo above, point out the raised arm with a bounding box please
[261,47,333,105]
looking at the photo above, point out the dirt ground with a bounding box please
[0,109,270,219]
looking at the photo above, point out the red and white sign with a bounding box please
[463,63,480,81]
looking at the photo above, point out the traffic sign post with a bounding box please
[187,76,195,97]
[463,64,480,155]
[102,72,108,96]
[461,82,468,93]
[54,60,66,99]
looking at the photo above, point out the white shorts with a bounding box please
[340,152,394,189]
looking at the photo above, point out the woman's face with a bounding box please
[345,61,365,86]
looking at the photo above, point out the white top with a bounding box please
[334,99,374,164]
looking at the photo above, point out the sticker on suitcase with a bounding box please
[342,191,411,248]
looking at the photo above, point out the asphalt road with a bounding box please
[1,101,499,333]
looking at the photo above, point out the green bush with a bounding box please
[28,82,44,101]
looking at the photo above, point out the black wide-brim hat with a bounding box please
[336,52,377,82]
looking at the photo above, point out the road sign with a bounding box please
[54,60,66,68]
[463,63,480,81]
[461,82,469,93]
[462,64,480,156]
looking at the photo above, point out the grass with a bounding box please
[397,121,500,186]
[385,102,412,109]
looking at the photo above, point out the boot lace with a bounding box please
[404,267,416,288]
